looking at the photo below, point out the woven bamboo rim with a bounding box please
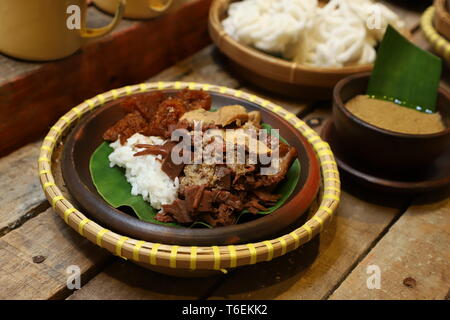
[38,82,340,271]
[422,6,450,63]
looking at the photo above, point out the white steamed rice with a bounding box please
[108,133,179,210]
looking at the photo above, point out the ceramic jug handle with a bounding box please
[81,0,126,38]
[148,0,173,12]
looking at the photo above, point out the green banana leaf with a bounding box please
[367,25,442,113]
[89,123,300,227]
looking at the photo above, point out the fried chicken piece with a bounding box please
[102,112,148,144]
[121,91,164,120]
[145,98,187,138]
[176,89,211,111]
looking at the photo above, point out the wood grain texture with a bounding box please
[0,140,47,235]
[206,108,410,300]
[67,260,223,300]
[330,193,450,300]
[0,0,212,157]
[0,208,111,300]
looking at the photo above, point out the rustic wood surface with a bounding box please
[0,1,449,300]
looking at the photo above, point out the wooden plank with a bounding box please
[150,45,240,89]
[0,140,47,236]
[0,0,212,157]
[67,260,223,300]
[207,108,411,300]
[207,192,408,300]
[0,208,111,300]
[330,193,450,300]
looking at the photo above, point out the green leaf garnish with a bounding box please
[367,25,442,113]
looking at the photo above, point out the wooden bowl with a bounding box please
[39,82,340,275]
[209,0,373,98]
[434,0,450,41]
[332,73,450,171]
[61,90,321,246]
[422,6,450,64]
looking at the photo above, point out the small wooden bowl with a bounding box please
[332,73,450,171]
[61,90,321,246]
[434,0,450,41]
[209,0,373,98]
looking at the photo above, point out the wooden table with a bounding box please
[0,1,449,300]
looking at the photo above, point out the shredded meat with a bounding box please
[103,112,148,144]
[176,88,212,111]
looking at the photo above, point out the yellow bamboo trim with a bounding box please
[202,84,210,91]
[38,157,50,163]
[279,238,287,255]
[318,149,334,157]
[212,246,221,270]
[325,177,341,184]
[272,105,282,112]
[284,112,294,120]
[219,86,227,93]
[111,90,119,99]
[64,207,77,224]
[150,243,161,265]
[125,86,133,95]
[324,193,340,201]
[43,182,56,189]
[97,94,106,104]
[188,82,196,90]
[326,186,341,193]
[44,136,56,144]
[249,95,256,102]
[228,245,237,268]
[115,236,129,258]
[313,216,325,231]
[139,83,147,92]
[263,241,274,261]
[303,224,313,241]
[247,244,257,264]
[175,82,181,89]
[51,126,62,134]
[157,81,165,90]
[133,241,145,261]
[72,107,82,118]
[323,169,339,175]
[319,206,333,215]
[51,195,65,209]
[235,90,242,97]
[261,100,269,107]
[78,218,91,236]
[40,146,52,152]
[170,246,179,268]
[39,169,50,175]
[290,231,300,248]
[60,116,71,123]
[190,246,197,270]
[86,99,96,109]
[96,228,109,246]
[313,143,330,151]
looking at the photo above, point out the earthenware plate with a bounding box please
[62,90,321,246]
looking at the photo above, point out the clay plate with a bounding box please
[62,90,320,246]
[321,120,450,194]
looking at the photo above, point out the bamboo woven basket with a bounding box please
[208,0,372,98]
[434,0,450,41]
[422,6,450,64]
[38,82,340,277]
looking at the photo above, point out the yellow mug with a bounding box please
[94,0,173,19]
[0,0,126,61]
